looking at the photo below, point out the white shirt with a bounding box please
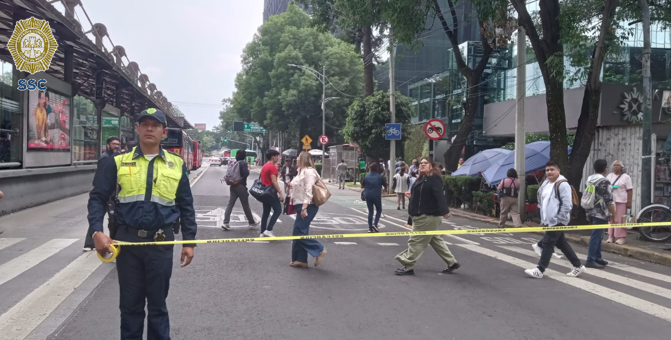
[145,154,158,161]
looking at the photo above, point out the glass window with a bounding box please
[419,84,432,122]
[101,109,120,152]
[0,60,21,168]
[72,95,99,161]
[120,115,136,149]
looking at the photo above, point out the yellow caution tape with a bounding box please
[96,221,671,262]
[97,244,120,263]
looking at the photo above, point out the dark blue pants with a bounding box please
[587,216,608,261]
[261,196,282,233]
[366,195,382,227]
[116,226,174,340]
[292,204,324,263]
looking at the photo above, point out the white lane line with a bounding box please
[189,165,209,188]
[349,208,479,245]
[457,244,671,323]
[572,251,671,285]
[0,238,24,251]
[0,239,78,286]
[334,242,357,245]
[246,241,270,244]
[0,251,104,339]
[378,243,400,246]
[501,246,671,301]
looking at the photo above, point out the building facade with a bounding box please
[263,0,311,22]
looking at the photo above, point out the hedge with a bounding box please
[472,191,496,216]
[315,163,322,175]
[444,175,481,206]
[527,185,540,204]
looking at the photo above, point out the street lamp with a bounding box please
[288,63,338,178]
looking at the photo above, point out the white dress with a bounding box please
[393,173,409,193]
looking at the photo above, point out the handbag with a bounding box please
[287,197,297,215]
[249,174,277,203]
[312,169,332,207]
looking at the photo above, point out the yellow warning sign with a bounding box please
[302,135,312,149]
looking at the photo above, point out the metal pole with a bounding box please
[515,27,527,222]
[640,0,652,208]
[322,65,326,178]
[389,42,396,193]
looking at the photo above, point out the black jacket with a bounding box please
[408,174,449,217]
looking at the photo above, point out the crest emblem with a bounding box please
[167,161,175,169]
[7,17,59,74]
[146,108,157,114]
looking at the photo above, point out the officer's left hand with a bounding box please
[181,246,194,267]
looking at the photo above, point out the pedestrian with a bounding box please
[438,164,447,175]
[259,149,284,238]
[87,108,197,340]
[222,150,259,230]
[392,167,409,210]
[525,160,585,279]
[395,157,460,275]
[457,158,464,169]
[497,168,522,228]
[405,170,418,228]
[606,160,633,244]
[361,163,386,232]
[408,159,419,177]
[83,136,121,251]
[584,159,616,269]
[289,151,327,268]
[337,159,348,190]
[280,158,297,213]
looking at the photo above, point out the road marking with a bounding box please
[0,239,78,286]
[0,252,104,339]
[334,242,357,245]
[377,243,400,246]
[246,241,270,244]
[189,165,209,187]
[456,244,671,323]
[501,246,671,301]
[0,238,24,251]
[349,208,479,245]
[572,251,671,285]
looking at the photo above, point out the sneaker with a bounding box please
[532,243,543,257]
[371,225,380,233]
[552,252,564,259]
[248,220,260,230]
[83,247,94,252]
[221,223,231,231]
[595,259,609,266]
[259,233,265,238]
[525,267,544,279]
[405,224,412,228]
[315,248,327,267]
[394,267,415,275]
[397,207,400,210]
[615,238,626,245]
[263,230,276,238]
[585,260,604,269]
[566,265,586,277]
[442,262,461,274]
[606,236,614,243]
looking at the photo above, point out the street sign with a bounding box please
[319,135,329,145]
[424,119,446,141]
[302,135,312,150]
[385,123,402,140]
[243,122,267,133]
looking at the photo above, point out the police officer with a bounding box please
[83,136,121,251]
[87,108,197,340]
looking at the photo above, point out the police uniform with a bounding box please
[87,109,197,340]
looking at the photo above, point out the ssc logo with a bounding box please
[167,161,175,169]
[7,17,59,74]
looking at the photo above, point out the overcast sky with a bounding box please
[58,0,264,130]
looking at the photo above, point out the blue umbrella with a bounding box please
[452,148,512,176]
[482,141,551,185]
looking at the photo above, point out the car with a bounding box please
[209,157,222,166]
[221,157,230,165]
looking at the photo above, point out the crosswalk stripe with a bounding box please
[572,251,671,284]
[0,239,78,287]
[456,244,671,323]
[0,238,24,251]
[334,242,357,245]
[0,251,103,340]
[377,243,400,246]
[500,246,671,301]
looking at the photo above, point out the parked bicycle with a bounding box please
[635,204,671,242]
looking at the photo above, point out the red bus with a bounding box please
[161,128,194,171]
[193,141,203,169]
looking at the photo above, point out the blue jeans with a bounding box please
[366,195,382,227]
[587,216,607,261]
[291,204,324,263]
[261,196,282,233]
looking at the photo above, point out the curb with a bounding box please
[448,209,671,267]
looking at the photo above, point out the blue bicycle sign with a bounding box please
[385,123,402,140]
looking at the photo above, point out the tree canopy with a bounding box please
[231,3,363,149]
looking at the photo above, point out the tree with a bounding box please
[231,4,363,151]
[343,90,414,159]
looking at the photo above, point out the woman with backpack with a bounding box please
[606,160,633,244]
[497,168,522,228]
[222,150,258,231]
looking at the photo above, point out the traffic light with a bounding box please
[224,139,227,142]
[227,130,231,133]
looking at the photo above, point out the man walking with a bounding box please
[88,108,197,340]
[83,136,121,251]
[222,150,258,230]
[525,160,585,279]
[584,159,616,269]
[258,149,284,237]
[337,159,348,189]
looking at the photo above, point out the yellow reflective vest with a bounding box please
[115,147,183,206]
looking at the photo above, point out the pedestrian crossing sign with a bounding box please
[302,135,312,150]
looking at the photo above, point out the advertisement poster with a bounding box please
[27,89,70,150]
[662,90,671,117]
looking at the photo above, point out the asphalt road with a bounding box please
[1,161,671,340]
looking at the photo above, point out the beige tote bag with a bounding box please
[312,169,332,206]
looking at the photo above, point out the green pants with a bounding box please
[395,214,457,269]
